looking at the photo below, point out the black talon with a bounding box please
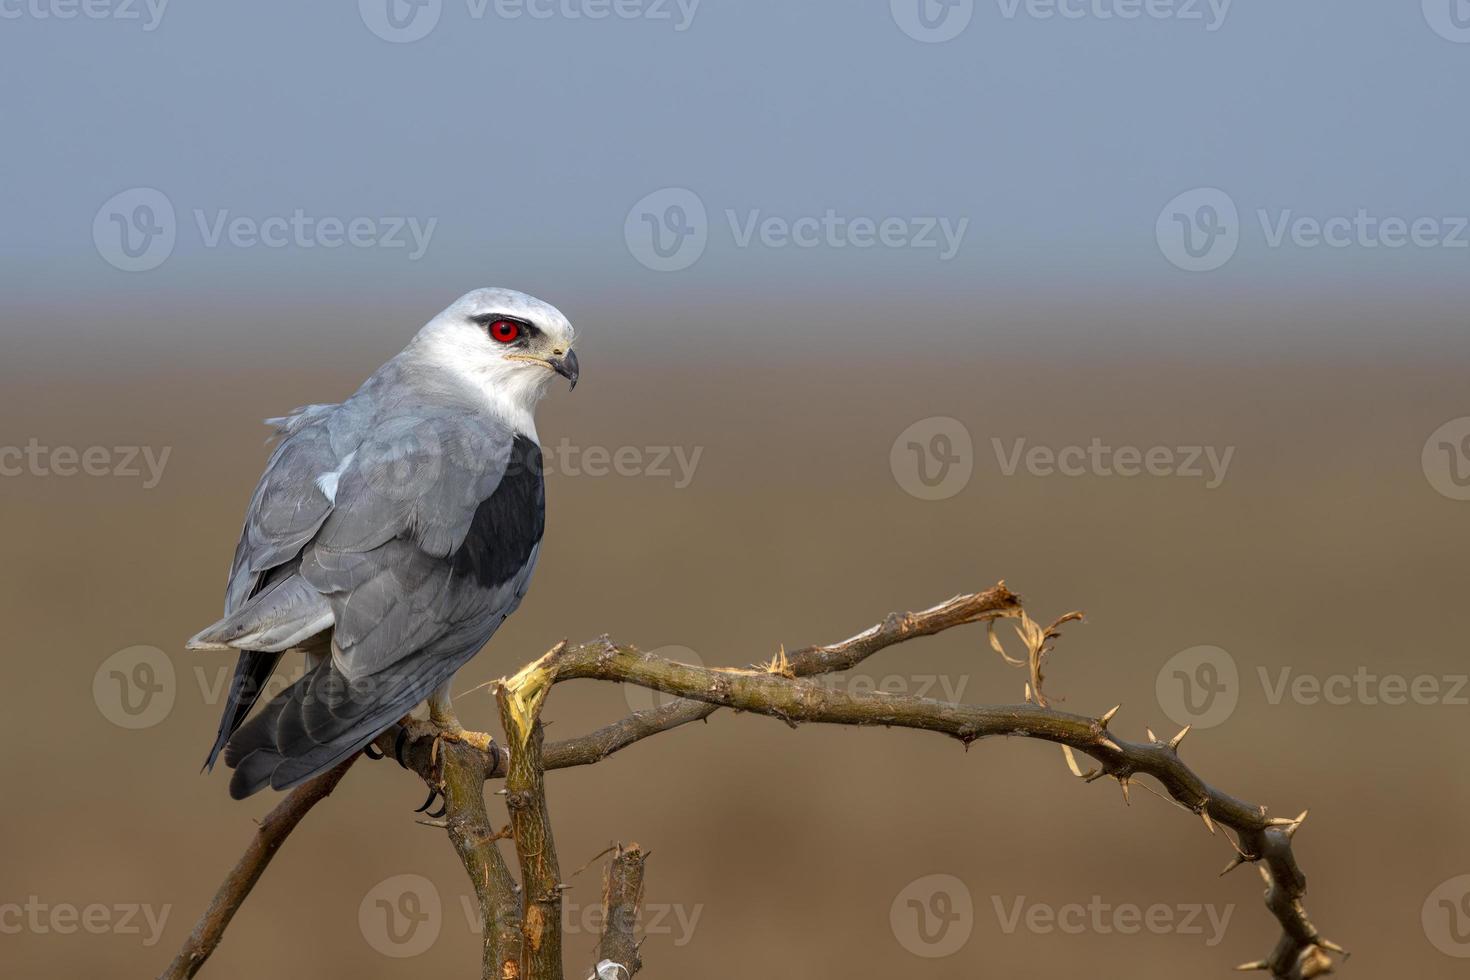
[394,727,410,768]
[426,798,447,819]
[414,788,439,814]
[363,742,384,760]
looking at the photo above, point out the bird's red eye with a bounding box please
[489,319,521,344]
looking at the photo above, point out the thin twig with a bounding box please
[157,756,356,980]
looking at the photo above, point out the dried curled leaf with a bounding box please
[987,620,1027,666]
[1061,743,1099,780]
[987,609,1084,707]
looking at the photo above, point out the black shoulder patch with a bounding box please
[452,435,546,589]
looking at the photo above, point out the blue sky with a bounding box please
[2,0,1466,362]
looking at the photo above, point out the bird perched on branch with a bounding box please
[187,288,578,799]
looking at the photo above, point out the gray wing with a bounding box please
[219,401,546,798]
[195,391,515,653]
[220,402,345,617]
[189,402,354,771]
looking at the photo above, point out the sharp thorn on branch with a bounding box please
[1265,809,1309,837]
[1199,808,1216,835]
[1146,727,1158,743]
[1168,725,1191,750]
[1234,961,1270,972]
[1098,704,1121,728]
[1220,854,1248,877]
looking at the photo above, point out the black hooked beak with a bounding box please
[552,349,579,390]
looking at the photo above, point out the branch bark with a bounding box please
[517,585,1024,775]
[433,735,524,978]
[157,756,356,980]
[498,683,565,980]
[593,844,647,979]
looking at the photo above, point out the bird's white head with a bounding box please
[412,287,579,431]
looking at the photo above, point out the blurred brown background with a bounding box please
[2,325,1466,978]
[6,0,1469,975]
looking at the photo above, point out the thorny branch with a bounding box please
[163,583,1342,980]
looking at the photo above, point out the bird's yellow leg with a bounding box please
[427,680,465,737]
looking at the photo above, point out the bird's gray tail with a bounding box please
[203,650,282,772]
[223,650,455,799]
